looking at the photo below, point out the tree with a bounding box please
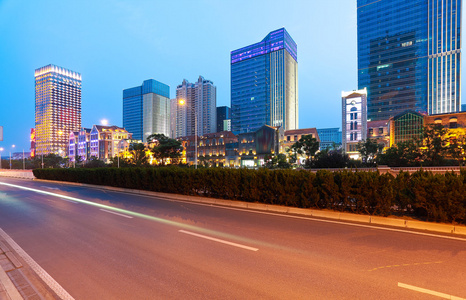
[291,135,319,167]
[83,156,107,168]
[264,153,291,169]
[313,148,351,168]
[128,143,148,167]
[357,139,384,166]
[421,124,448,165]
[147,133,183,165]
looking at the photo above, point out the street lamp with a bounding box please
[0,147,3,169]
[10,145,15,169]
[101,119,109,126]
[178,99,197,169]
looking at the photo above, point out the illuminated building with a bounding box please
[89,125,132,162]
[367,120,390,149]
[342,89,367,159]
[123,79,170,141]
[34,64,81,156]
[175,76,217,138]
[231,28,298,133]
[30,128,35,157]
[317,128,342,150]
[284,128,320,164]
[358,0,461,120]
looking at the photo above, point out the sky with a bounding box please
[0,0,457,153]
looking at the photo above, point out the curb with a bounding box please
[32,178,466,237]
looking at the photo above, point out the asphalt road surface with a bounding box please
[0,177,465,299]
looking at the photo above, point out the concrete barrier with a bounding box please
[370,216,407,227]
[453,226,466,235]
[340,213,371,223]
[0,170,35,179]
[405,220,455,234]
[311,210,341,219]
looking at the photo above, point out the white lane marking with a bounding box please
[60,198,77,204]
[179,230,259,252]
[0,228,75,300]
[124,192,466,243]
[40,186,60,190]
[100,209,133,219]
[398,282,465,299]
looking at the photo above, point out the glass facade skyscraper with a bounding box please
[123,79,170,141]
[216,106,231,132]
[35,64,81,156]
[231,28,298,134]
[358,0,461,121]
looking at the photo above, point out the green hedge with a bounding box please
[33,167,466,224]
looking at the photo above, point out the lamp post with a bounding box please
[10,145,15,169]
[178,99,197,169]
[22,149,25,170]
[0,147,3,169]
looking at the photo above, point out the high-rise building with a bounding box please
[123,79,170,141]
[316,128,342,150]
[231,28,298,134]
[35,64,81,156]
[175,76,216,138]
[216,106,231,132]
[358,0,461,121]
[342,89,368,159]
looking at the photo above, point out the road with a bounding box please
[0,177,465,299]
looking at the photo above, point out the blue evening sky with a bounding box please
[0,0,461,152]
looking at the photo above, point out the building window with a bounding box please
[369,128,373,135]
[378,128,384,134]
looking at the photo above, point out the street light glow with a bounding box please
[178,99,185,105]
[101,119,109,125]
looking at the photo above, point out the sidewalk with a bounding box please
[0,238,57,300]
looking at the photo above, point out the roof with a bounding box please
[200,131,237,139]
[93,125,128,133]
[367,120,389,128]
[285,128,320,142]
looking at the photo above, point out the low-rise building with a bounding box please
[367,120,390,149]
[317,128,341,150]
[89,125,132,162]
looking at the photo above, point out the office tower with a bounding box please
[216,106,231,132]
[342,88,367,158]
[169,98,178,138]
[231,28,298,134]
[358,0,461,121]
[35,64,81,156]
[175,76,217,138]
[316,128,342,150]
[123,79,170,141]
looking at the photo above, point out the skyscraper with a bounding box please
[123,79,170,141]
[175,76,216,138]
[358,0,461,121]
[216,106,231,132]
[231,28,298,134]
[35,64,81,156]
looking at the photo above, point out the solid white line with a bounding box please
[179,230,259,252]
[0,228,75,300]
[100,209,133,219]
[398,282,465,299]
[60,198,77,204]
[3,181,466,243]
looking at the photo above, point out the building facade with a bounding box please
[389,111,425,146]
[231,28,298,134]
[357,0,461,121]
[123,79,170,141]
[217,106,231,132]
[316,128,342,150]
[367,120,390,149]
[35,64,81,156]
[175,76,216,138]
[89,125,132,162]
[342,89,368,159]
